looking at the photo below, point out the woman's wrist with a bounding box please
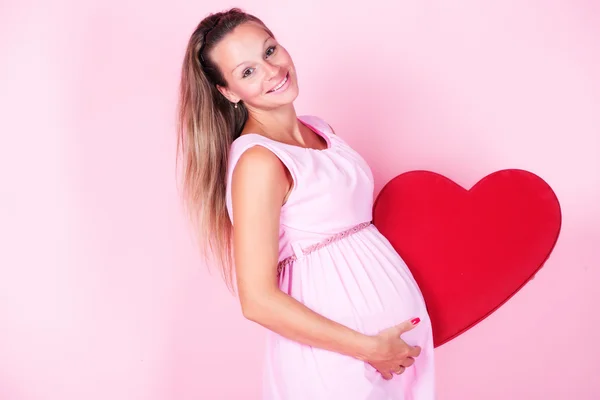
[352,333,378,362]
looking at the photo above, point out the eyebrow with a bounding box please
[231,36,273,73]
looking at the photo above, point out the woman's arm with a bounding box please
[231,146,374,361]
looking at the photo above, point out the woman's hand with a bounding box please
[365,318,422,380]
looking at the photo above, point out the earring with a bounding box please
[234,102,238,109]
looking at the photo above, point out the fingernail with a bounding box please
[411,318,420,325]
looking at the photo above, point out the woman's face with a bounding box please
[210,21,299,111]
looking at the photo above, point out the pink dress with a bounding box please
[226,115,435,400]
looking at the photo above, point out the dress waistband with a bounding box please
[277,221,372,276]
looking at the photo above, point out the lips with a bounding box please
[267,72,289,93]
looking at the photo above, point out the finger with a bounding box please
[400,357,415,368]
[407,345,422,358]
[380,371,393,380]
[394,317,421,335]
[392,366,406,375]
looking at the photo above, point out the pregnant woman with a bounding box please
[176,8,435,399]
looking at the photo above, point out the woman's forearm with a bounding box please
[242,289,376,361]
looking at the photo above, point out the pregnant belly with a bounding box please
[283,227,429,340]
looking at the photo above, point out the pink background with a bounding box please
[1,0,599,399]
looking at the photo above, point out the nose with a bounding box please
[263,61,280,80]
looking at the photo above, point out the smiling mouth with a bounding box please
[267,72,289,93]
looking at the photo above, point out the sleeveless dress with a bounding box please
[225,115,435,400]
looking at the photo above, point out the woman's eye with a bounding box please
[241,46,277,78]
[266,45,277,57]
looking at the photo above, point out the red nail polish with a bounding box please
[411,318,420,325]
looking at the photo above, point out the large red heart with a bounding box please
[372,169,561,347]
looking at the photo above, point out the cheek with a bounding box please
[279,47,294,65]
[233,80,265,100]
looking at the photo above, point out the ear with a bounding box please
[216,85,240,104]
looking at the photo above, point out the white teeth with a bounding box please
[270,74,288,92]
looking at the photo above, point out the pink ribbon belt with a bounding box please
[277,221,372,276]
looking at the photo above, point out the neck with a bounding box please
[246,104,302,140]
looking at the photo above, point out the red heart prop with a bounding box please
[373,169,561,347]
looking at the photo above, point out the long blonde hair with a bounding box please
[176,8,274,290]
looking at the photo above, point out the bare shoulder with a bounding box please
[233,145,286,180]
[231,145,289,198]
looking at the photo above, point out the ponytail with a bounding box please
[176,8,272,291]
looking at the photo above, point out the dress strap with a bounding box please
[298,115,335,138]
